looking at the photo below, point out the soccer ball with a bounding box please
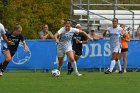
[51,69,60,77]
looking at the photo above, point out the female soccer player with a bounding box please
[67,24,88,75]
[55,21,93,76]
[103,18,125,74]
[0,23,29,76]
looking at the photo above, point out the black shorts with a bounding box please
[2,47,16,57]
[121,48,128,52]
[73,49,82,56]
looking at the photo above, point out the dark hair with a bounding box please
[112,18,118,22]
[64,20,72,26]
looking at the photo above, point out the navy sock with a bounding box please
[1,61,9,72]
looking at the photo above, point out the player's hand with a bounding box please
[56,39,60,44]
[76,39,81,44]
[89,37,93,41]
[7,41,15,45]
[24,46,29,52]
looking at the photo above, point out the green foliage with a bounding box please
[0,0,70,39]
[0,0,139,39]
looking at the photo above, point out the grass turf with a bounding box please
[0,71,140,93]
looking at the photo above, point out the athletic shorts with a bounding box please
[111,46,121,53]
[57,46,72,57]
[121,48,128,52]
[2,47,16,57]
[72,48,82,56]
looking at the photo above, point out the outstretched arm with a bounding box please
[23,41,29,52]
[79,30,93,41]
[103,30,107,37]
[2,34,13,45]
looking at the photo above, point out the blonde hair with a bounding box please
[14,23,22,31]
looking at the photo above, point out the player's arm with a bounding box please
[103,30,107,37]
[79,30,93,41]
[54,32,60,44]
[2,34,13,45]
[22,40,29,52]
[82,39,88,44]
[76,39,88,44]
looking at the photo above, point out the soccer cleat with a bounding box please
[104,70,112,74]
[115,70,119,73]
[75,72,82,76]
[0,70,3,76]
[69,68,73,74]
[76,73,82,76]
[124,70,127,73]
[118,71,123,74]
[67,68,73,75]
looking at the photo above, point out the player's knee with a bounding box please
[5,58,12,62]
[69,58,75,62]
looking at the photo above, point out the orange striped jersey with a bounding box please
[121,31,130,48]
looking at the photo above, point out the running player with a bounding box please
[103,18,125,74]
[55,21,93,76]
[67,24,88,75]
[0,23,29,76]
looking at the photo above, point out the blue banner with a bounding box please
[0,39,140,70]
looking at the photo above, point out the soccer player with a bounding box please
[67,24,88,75]
[0,23,29,76]
[103,18,125,74]
[55,21,93,76]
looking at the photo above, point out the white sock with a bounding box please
[117,60,122,71]
[109,60,116,72]
[71,62,79,74]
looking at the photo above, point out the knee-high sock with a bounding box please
[117,60,122,71]
[109,60,116,72]
[71,61,79,74]
[1,61,9,72]
[0,63,2,69]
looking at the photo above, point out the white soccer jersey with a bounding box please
[107,26,123,49]
[0,23,6,43]
[57,27,79,56]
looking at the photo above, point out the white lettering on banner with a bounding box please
[104,43,111,56]
[80,44,89,58]
[90,43,102,57]
[81,42,111,58]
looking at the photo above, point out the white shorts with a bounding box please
[57,46,72,57]
[111,46,121,53]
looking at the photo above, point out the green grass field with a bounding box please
[0,71,140,93]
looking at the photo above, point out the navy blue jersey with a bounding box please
[4,31,25,51]
[72,33,87,53]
